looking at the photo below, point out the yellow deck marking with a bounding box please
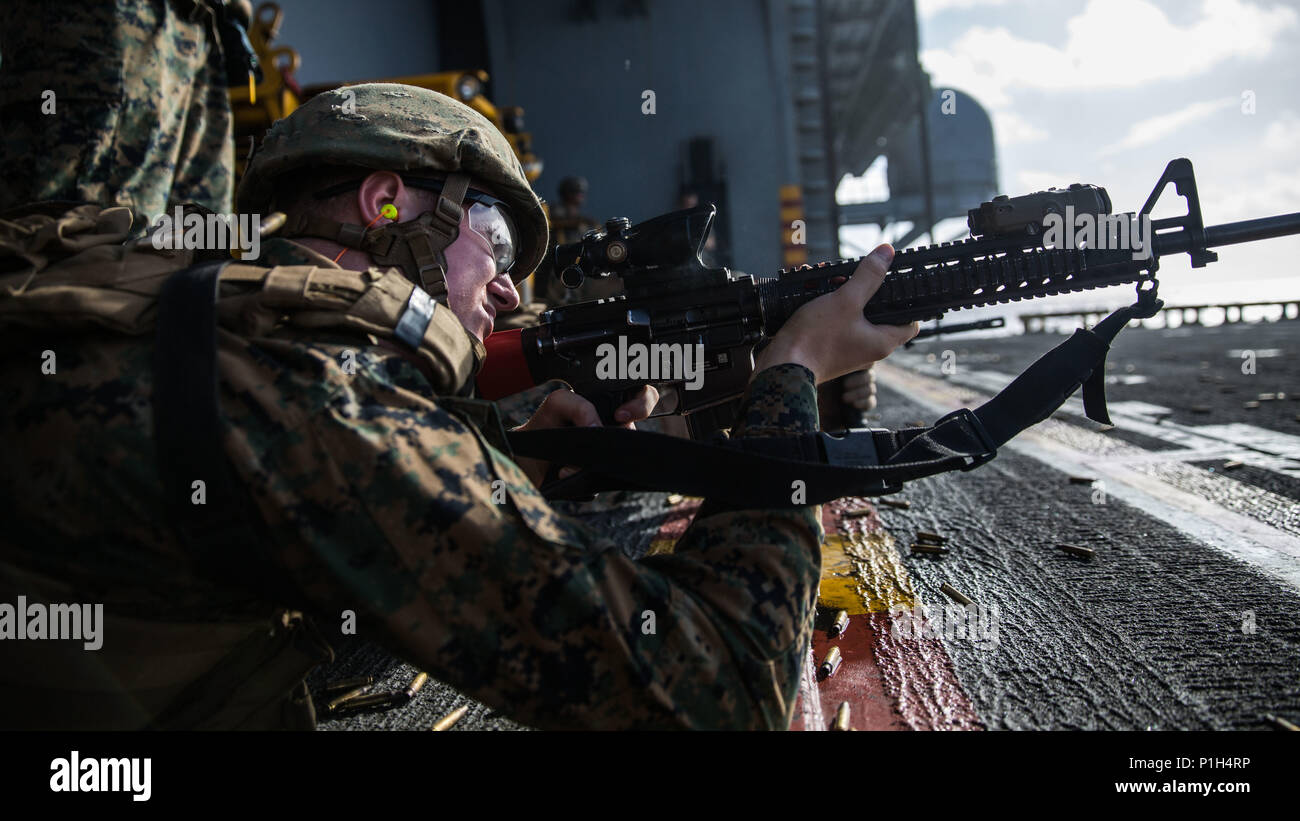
[819,520,916,614]
[646,539,676,556]
[642,500,916,612]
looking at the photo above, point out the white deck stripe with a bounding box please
[894,355,1300,477]
[876,362,1300,590]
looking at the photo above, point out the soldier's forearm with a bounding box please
[728,363,820,439]
[653,362,822,727]
[269,369,823,729]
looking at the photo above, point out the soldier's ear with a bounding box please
[357,171,404,225]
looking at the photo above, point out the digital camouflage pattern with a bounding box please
[0,205,825,729]
[238,83,550,281]
[0,0,234,217]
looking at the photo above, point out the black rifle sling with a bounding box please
[154,259,276,588]
[154,259,334,603]
[152,260,332,730]
[1078,289,1164,425]
[511,407,994,506]
[509,297,1153,507]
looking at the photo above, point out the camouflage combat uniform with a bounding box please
[0,208,825,729]
[0,0,234,217]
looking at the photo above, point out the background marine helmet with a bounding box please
[558,176,588,200]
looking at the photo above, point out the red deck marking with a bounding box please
[789,498,983,730]
[644,495,981,729]
[868,611,983,730]
[808,615,908,729]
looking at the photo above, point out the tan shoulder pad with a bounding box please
[219,264,484,395]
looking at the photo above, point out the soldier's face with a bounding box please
[443,210,520,341]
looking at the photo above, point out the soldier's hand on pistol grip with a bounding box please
[840,366,877,412]
[510,384,660,487]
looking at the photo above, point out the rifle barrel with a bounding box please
[1206,212,1300,248]
[1156,212,1300,256]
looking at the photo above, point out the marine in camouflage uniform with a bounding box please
[541,176,622,306]
[0,0,235,217]
[0,85,826,729]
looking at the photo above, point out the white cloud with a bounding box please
[1263,111,1300,152]
[1097,98,1237,155]
[921,29,1050,108]
[1207,110,1300,223]
[921,0,1298,107]
[994,110,1049,144]
[1016,170,1084,193]
[1205,165,1300,224]
[920,0,1299,201]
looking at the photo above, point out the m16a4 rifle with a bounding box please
[479,159,1300,441]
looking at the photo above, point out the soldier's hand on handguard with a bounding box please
[754,244,918,383]
[511,385,660,487]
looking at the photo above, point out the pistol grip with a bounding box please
[587,390,625,426]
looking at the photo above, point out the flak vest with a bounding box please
[0,202,498,729]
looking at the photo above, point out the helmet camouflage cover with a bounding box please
[237,83,548,280]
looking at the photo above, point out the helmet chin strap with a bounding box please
[281,172,471,299]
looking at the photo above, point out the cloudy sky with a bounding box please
[840,0,1300,315]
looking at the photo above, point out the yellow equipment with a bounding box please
[229,3,542,185]
[229,3,302,181]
